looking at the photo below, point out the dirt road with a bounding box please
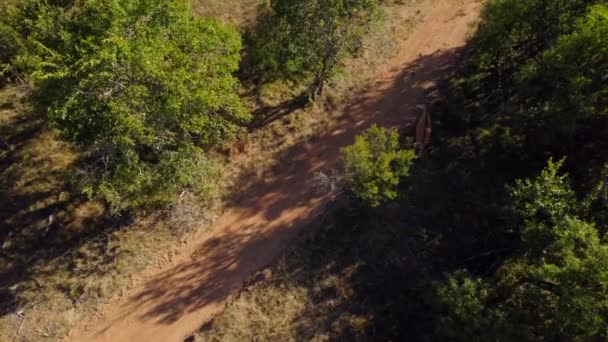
[69,1,482,341]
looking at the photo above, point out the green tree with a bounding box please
[436,161,608,340]
[247,0,379,98]
[428,2,608,341]
[434,271,499,342]
[472,0,601,93]
[11,0,249,211]
[0,22,22,81]
[340,125,415,207]
[507,158,578,227]
[436,2,608,193]
[518,5,608,147]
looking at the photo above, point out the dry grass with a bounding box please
[199,276,308,342]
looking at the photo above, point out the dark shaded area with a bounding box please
[247,93,310,129]
[288,203,436,340]
[0,90,134,315]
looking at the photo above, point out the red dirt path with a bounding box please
[69,1,482,340]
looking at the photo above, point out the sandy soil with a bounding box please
[69,1,482,341]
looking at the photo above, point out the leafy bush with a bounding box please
[340,125,415,207]
[434,271,496,341]
[444,1,606,156]
[246,0,379,97]
[439,1,608,184]
[8,0,250,211]
[429,2,608,340]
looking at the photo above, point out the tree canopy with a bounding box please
[436,161,608,340]
[4,0,249,211]
[430,3,608,340]
[247,0,379,98]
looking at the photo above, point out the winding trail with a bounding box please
[70,1,482,341]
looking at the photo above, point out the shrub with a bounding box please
[340,125,415,207]
[507,158,577,227]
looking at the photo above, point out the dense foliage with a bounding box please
[425,2,608,340]
[521,5,608,151]
[0,22,23,81]
[3,0,249,211]
[340,125,415,207]
[246,0,379,98]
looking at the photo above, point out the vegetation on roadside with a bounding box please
[430,3,608,339]
[0,0,256,340]
[341,125,415,207]
[0,0,382,212]
[246,0,380,98]
[436,159,608,340]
